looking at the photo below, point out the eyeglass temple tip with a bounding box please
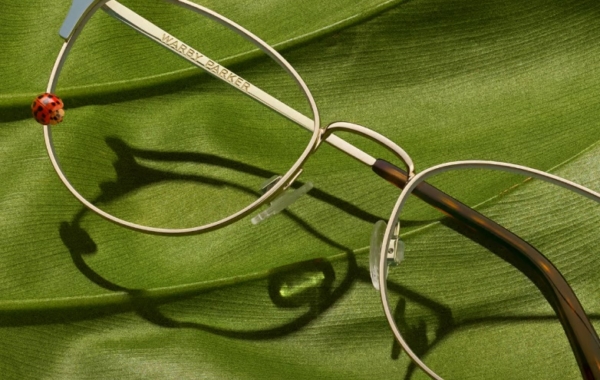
[59,0,104,41]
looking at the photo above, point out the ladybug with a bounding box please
[31,93,65,125]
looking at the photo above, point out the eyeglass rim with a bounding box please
[377,159,600,379]
[44,0,322,235]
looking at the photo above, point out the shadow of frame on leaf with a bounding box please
[58,136,434,257]
[50,136,600,378]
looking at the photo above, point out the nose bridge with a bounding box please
[59,0,105,40]
[322,121,415,179]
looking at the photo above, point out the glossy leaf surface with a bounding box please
[0,0,599,378]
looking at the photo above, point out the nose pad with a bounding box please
[369,220,386,290]
[370,221,403,290]
[258,175,283,194]
[391,236,405,264]
[251,175,313,225]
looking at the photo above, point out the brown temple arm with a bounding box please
[372,159,600,380]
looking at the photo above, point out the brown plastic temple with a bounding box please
[372,159,600,380]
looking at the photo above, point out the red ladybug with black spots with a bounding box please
[31,93,64,125]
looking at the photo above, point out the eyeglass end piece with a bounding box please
[251,182,313,225]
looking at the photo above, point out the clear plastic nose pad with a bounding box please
[369,220,403,290]
[251,175,313,225]
[369,220,386,290]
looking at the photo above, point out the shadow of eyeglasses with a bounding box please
[45,135,600,379]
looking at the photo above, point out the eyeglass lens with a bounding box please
[51,1,314,229]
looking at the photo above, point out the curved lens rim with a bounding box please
[378,159,600,379]
[43,0,322,235]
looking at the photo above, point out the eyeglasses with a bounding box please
[38,1,600,378]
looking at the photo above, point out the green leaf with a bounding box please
[1,0,599,378]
